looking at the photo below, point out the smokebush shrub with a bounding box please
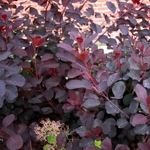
[0,0,150,149]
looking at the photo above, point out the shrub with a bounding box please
[0,0,150,150]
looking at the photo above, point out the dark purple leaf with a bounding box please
[27,77,43,87]
[108,38,117,46]
[0,80,5,97]
[103,14,110,24]
[117,118,128,128]
[134,124,148,135]
[84,33,98,48]
[44,89,54,100]
[108,126,116,137]
[38,60,59,75]
[67,68,83,78]
[102,121,112,134]
[75,126,88,137]
[6,134,23,150]
[90,23,102,33]
[127,70,141,82]
[138,139,150,150]
[0,51,11,61]
[25,45,34,59]
[5,85,18,101]
[97,111,104,120]
[128,58,141,70]
[14,6,24,14]
[115,144,130,150]
[131,114,148,126]
[140,102,149,114]
[56,132,67,148]
[101,118,116,134]
[61,0,70,6]
[102,137,112,150]
[12,49,27,57]
[118,2,125,11]
[79,138,93,148]
[63,103,75,111]
[17,123,27,135]
[28,97,42,104]
[98,81,108,93]
[41,107,52,114]
[131,53,140,62]
[86,7,94,16]
[129,101,139,114]
[57,43,73,52]
[45,77,59,89]
[119,25,128,35]
[82,99,100,109]
[3,114,15,127]
[0,60,21,73]
[112,81,125,99]
[143,77,150,89]
[66,79,92,90]
[105,100,120,114]
[12,18,24,29]
[95,12,101,18]
[57,51,78,63]
[42,60,59,68]
[106,1,116,13]
[5,74,25,87]
[55,90,66,99]
[134,84,147,105]
[107,73,119,87]
[123,94,132,106]
[41,53,53,61]
[106,61,117,72]
[30,7,39,16]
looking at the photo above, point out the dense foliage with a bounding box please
[0,0,150,149]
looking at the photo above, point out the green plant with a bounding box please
[94,140,102,149]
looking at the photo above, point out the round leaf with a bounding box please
[82,99,100,109]
[115,144,130,150]
[123,94,132,106]
[5,85,18,101]
[5,74,25,87]
[117,118,128,128]
[3,114,15,127]
[105,100,120,114]
[131,114,148,126]
[6,134,23,150]
[112,81,125,99]
[106,1,116,13]
[134,84,147,105]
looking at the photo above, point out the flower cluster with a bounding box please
[34,119,68,142]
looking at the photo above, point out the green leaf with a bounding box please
[43,144,51,150]
[47,135,56,145]
[94,140,102,148]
